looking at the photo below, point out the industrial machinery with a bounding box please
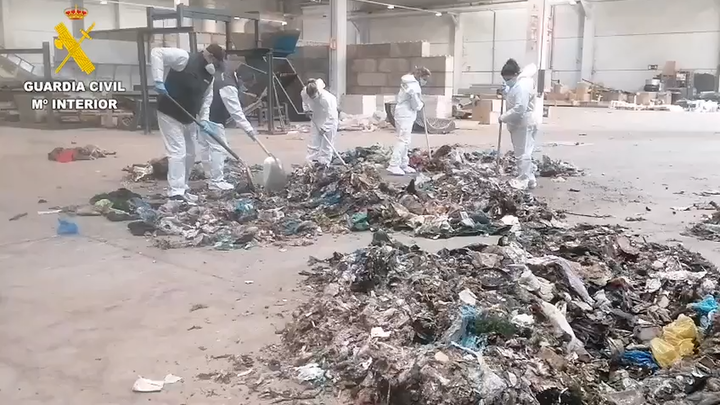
[0,42,56,126]
[230,29,307,134]
[384,102,456,134]
[89,5,264,134]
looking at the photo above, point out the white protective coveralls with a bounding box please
[151,47,213,198]
[301,79,339,165]
[201,70,257,190]
[500,63,538,188]
[388,74,424,174]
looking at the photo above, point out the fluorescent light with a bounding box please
[435,12,442,16]
[281,21,287,25]
[100,0,107,3]
[234,16,240,20]
[387,4,394,8]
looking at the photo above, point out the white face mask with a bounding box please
[205,64,216,75]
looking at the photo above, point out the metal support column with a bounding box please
[71,0,85,38]
[137,31,150,134]
[449,14,462,93]
[267,50,275,133]
[329,0,347,96]
[41,42,55,126]
[579,4,595,82]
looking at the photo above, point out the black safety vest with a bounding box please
[156,52,213,124]
[209,66,239,124]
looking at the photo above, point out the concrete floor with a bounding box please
[2,108,720,404]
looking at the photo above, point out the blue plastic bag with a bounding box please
[621,350,659,371]
[691,295,718,333]
[57,218,78,235]
[691,295,718,316]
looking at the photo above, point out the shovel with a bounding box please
[163,95,255,189]
[253,137,288,193]
[311,121,348,167]
[496,95,505,172]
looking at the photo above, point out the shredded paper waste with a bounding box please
[76,144,583,250]
[259,225,719,405]
[67,142,720,404]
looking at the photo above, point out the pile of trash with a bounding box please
[48,144,115,163]
[270,225,720,404]
[89,145,578,249]
[686,202,720,241]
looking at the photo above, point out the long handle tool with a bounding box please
[312,121,348,167]
[421,107,432,156]
[252,137,288,193]
[163,95,256,189]
[496,95,505,171]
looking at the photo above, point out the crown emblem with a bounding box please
[64,5,88,20]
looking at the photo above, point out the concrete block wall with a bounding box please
[346,42,453,97]
[290,41,453,97]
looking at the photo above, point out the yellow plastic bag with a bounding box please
[650,314,698,368]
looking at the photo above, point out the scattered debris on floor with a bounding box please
[81,145,583,250]
[536,155,585,178]
[132,374,182,393]
[123,157,206,183]
[8,212,27,221]
[48,145,115,163]
[687,203,720,241]
[250,226,720,404]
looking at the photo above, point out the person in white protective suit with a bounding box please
[387,67,431,176]
[301,79,339,166]
[151,43,225,200]
[499,58,539,189]
[202,65,259,190]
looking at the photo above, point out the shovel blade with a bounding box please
[262,156,287,192]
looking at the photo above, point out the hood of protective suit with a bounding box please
[401,74,419,87]
[518,63,538,80]
[314,78,326,91]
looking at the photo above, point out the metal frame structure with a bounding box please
[0,42,55,125]
[226,48,282,134]
[146,5,262,51]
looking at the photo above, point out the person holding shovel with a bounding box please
[498,58,539,189]
[387,66,431,176]
[301,79,339,166]
[201,64,260,191]
[151,43,224,201]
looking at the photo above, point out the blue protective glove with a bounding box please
[198,120,215,135]
[154,81,167,95]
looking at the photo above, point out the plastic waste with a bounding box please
[540,301,587,355]
[690,295,718,333]
[130,197,157,223]
[294,363,326,383]
[650,314,698,368]
[621,350,659,371]
[57,218,79,235]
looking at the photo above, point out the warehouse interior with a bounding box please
[0,0,716,127]
[4,1,720,404]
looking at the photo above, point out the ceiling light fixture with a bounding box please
[435,12,442,16]
[100,0,107,3]
[387,5,394,9]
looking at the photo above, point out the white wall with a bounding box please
[300,0,720,92]
[1,0,174,65]
[300,5,357,45]
[592,0,720,90]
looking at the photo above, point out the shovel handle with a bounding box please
[163,95,240,161]
[253,137,274,158]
